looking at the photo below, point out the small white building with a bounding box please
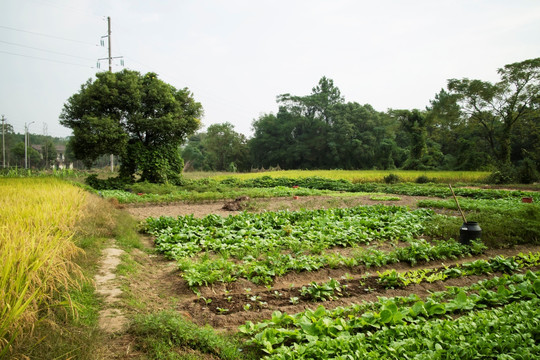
[31,144,70,169]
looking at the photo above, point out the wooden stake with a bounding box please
[449,184,467,223]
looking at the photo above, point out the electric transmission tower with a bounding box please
[97,16,123,172]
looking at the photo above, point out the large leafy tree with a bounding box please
[278,77,344,168]
[182,123,250,172]
[392,109,443,170]
[251,77,345,169]
[203,123,249,172]
[447,57,540,166]
[60,69,202,183]
[182,133,210,171]
[249,110,298,169]
[428,89,492,170]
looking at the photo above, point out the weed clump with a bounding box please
[383,173,401,184]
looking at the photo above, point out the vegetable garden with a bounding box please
[139,179,540,359]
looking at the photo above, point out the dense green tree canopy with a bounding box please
[250,77,403,170]
[204,123,249,172]
[182,123,249,172]
[447,57,540,166]
[60,69,202,183]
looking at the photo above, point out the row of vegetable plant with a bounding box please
[171,238,483,288]
[144,206,488,288]
[239,270,540,359]
[221,176,539,201]
[196,251,540,314]
[417,197,539,213]
[92,175,539,204]
[145,206,433,259]
[377,251,540,289]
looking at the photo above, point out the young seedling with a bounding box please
[199,296,212,305]
[341,273,354,281]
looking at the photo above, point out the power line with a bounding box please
[0,25,97,46]
[0,40,95,61]
[0,50,93,68]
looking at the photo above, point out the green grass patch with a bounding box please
[114,213,144,251]
[369,195,401,201]
[130,311,254,360]
[117,253,140,276]
[423,202,540,248]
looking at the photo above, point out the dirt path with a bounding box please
[96,245,128,333]
[94,243,142,359]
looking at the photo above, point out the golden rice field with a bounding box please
[185,169,490,183]
[0,178,87,356]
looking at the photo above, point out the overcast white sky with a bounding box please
[1,0,539,138]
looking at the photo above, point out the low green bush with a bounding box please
[85,174,131,190]
[383,173,401,184]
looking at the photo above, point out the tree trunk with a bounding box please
[499,124,512,165]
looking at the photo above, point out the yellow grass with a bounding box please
[186,170,490,183]
[0,178,87,356]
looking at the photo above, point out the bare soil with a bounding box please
[125,194,436,220]
[121,195,540,333]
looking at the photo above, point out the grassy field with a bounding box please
[185,170,491,183]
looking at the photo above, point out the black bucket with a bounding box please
[459,221,482,245]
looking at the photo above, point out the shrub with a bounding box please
[486,164,517,184]
[517,158,540,184]
[85,174,131,190]
[383,173,401,184]
[415,175,431,184]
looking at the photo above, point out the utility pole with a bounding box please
[1,115,5,168]
[107,16,112,72]
[24,121,35,169]
[99,16,123,173]
[24,123,27,169]
[43,123,49,169]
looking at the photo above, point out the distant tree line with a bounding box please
[182,58,540,182]
[53,59,539,184]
